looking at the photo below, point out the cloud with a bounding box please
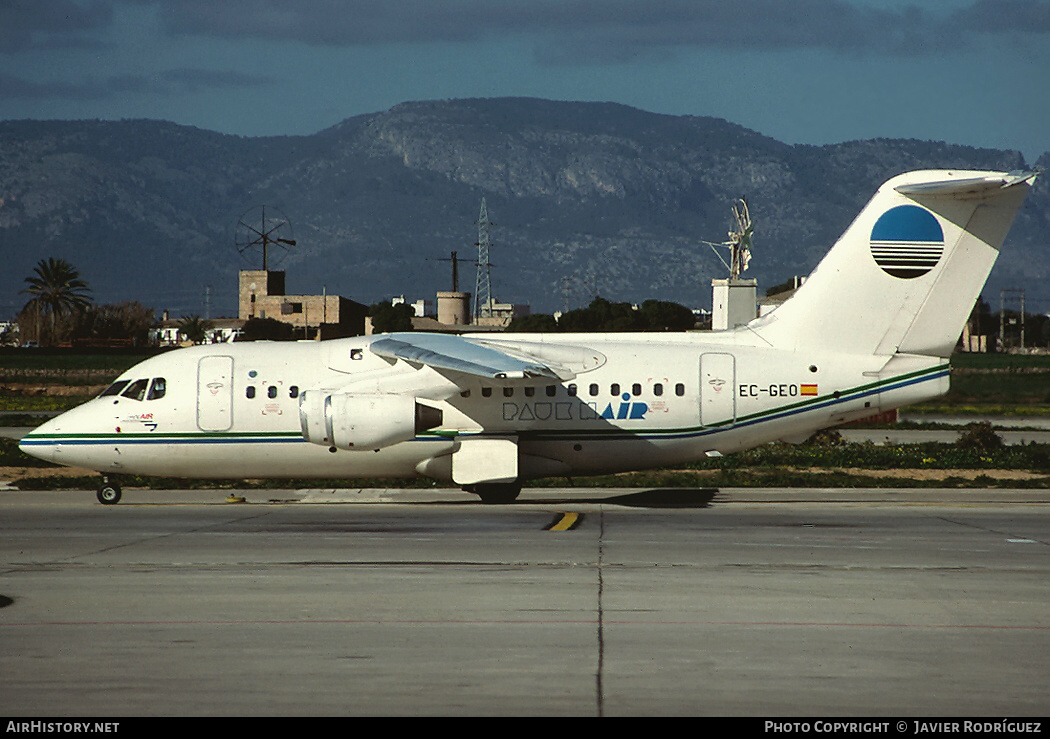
[142,0,1050,58]
[0,69,273,101]
[6,1,1048,62]
[0,0,113,53]
[951,0,1050,33]
[159,68,275,93]
[0,73,102,101]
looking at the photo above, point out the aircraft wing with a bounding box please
[369,333,570,382]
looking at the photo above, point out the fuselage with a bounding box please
[19,331,948,483]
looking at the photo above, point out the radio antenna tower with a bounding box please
[473,198,494,321]
[703,198,753,279]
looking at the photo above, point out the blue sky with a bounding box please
[2,0,1049,162]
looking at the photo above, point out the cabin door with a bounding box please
[700,353,736,428]
[197,355,234,432]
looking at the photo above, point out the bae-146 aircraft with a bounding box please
[19,169,1038,503]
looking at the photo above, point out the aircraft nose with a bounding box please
[17,438,41,461]
[17,416,62,462]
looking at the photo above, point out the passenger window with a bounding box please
[246,386,256,399]
[268,386,278,399]
[567,384,577,397]
[610,383,620,396]
[460,389,471,398]
[589,383,599,397]
[289,386,299,398]
[482,387,492,398]
[675,383,685,396]
[147,378,166,401]
[654,383,663,397]
[100,380,130,397]
[546,385,557,397]
[121,379,149,401]
[632,383,641,396]
[503,387,514,397]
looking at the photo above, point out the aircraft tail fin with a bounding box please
[751,170,1037,358]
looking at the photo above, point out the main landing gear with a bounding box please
[96,476,122,505]
[464,482,522,504]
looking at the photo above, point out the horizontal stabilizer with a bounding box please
[894,170,1038,197]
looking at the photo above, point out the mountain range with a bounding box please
[1,97,1047,321]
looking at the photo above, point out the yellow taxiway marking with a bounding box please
[546,512,581,531]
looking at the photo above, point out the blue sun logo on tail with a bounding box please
[870,205,944,279]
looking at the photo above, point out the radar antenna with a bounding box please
[235,205,297,270]
[704,198,753,279]
[428,250,477,292]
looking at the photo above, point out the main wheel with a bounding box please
[97,481,122,505]
[469,482,521,504]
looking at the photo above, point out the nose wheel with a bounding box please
[97,477,122,505]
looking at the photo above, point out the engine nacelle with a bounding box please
[299,391,442,451]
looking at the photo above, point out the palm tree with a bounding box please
[177,315,213,344]
[21,258,92,345]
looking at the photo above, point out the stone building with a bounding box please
[239,270,366,339]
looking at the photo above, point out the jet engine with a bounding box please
[299,392,443,451]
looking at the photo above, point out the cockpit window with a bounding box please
[147,378,166,401]
[100,380,130,397]
[121,379,149,401]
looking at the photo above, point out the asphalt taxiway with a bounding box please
[1,486,1047,717]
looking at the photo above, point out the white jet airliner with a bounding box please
[19,169,1038,503]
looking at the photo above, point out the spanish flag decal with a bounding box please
[800,384,818,396]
